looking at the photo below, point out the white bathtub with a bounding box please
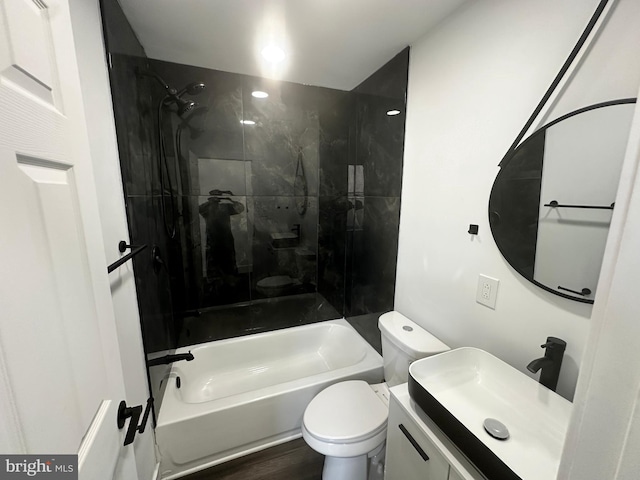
[156,318,383,479]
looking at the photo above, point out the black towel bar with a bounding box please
[107,241,148,273]
[544,200,614,210]
[558,286,592,297]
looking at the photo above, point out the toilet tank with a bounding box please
[378,311,450,387]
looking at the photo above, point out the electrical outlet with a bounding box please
[477,274,499,309]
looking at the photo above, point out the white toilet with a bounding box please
[302,311,450,480]
[256,248,316,297]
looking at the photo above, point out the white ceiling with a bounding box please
[117,0,469,91]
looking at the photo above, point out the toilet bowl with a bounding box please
[256,249,316,297]
[256,275,300,297]
[301,311,449,480]
[302,381,389,480]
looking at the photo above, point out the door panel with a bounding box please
[0,150,108,451]
[79,401,125,480]
[0,0,56,103]
[0,0,138,477]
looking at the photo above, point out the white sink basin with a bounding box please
[408,347,572,480]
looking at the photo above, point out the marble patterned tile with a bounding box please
[243,79,320,197]
[348,196,401,316]
[353,48,409,198]
[194,158,248,197]
[355,96,405,197]
[317,195,351,314]
[318,89,353,197]
[346,313,383,354]
[125,196,176,353]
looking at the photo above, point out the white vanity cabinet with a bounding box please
[384,384,485,480]
[385,393,450,479]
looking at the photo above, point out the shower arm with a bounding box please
[136,68,177,96]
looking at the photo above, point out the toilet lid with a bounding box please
[303,380,388,444]
[257,275,293,288]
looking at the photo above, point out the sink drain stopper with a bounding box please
[483,418,509,440]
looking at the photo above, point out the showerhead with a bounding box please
[137,68,205,116]
[178,106,209,139]
[176,98,197,117]
[177,82,206,97]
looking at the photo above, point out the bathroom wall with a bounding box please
[396,0,640,400]
[345,49,410,352]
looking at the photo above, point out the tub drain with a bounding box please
[483,418,509,440]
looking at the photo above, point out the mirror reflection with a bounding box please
[489,100,636,302]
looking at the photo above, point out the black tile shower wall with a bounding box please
[317,90,353,314]
[102,0,410,357]
[345,48,410,345]
[141,59,353,343]
[106,51,177,356]
[349,197,401,313]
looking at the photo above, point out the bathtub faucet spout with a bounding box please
[147,352,194,367]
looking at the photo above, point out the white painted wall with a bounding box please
[396,0,640,400]
[67,0,157,478]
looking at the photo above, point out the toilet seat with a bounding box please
[257,275,295,288]
[302,380,388,457]
[256,275,302,297]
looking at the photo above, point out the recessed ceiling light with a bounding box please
[261,45,286,63]
[387,109,401,116]
[252,90,269,99]
[240,120,256,125]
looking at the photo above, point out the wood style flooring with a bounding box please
[183,438,324,480]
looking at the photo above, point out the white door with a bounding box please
[0,0,139,478]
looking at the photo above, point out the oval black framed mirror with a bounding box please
[489,98,636,303]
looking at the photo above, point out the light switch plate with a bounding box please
[477,274,499,309]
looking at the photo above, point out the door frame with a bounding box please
[559,83,640,478]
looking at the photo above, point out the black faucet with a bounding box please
[527,337,566,392]
[146,352,194,367]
